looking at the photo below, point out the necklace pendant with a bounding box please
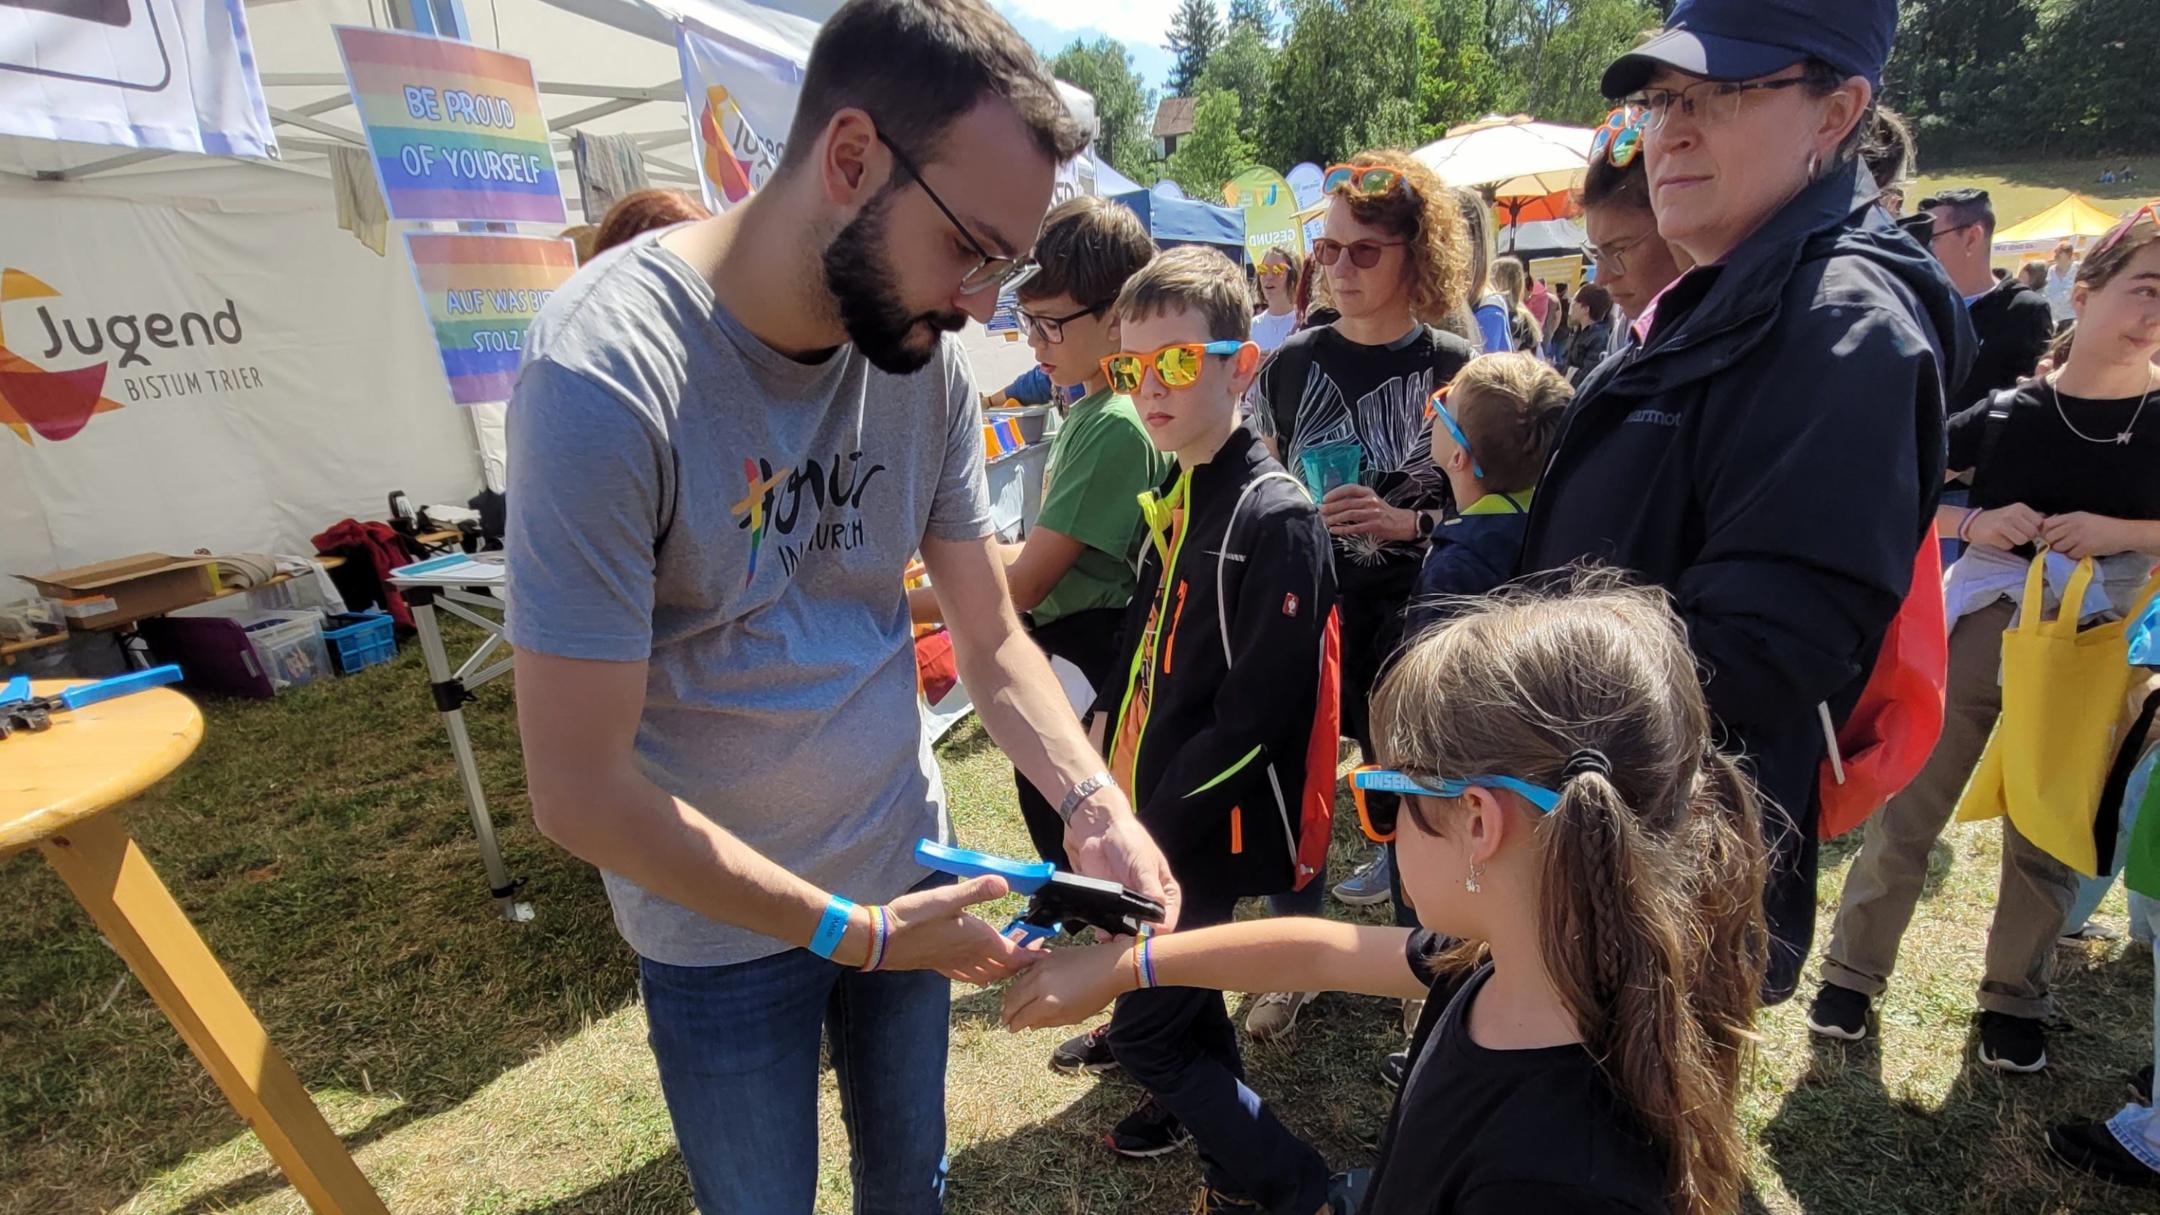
[2120,432,2135,445]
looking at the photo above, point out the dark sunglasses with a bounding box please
[1312,237,1405,269]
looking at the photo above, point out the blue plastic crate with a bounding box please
[321,611,396,675]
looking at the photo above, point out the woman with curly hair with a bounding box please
[1241,147,1475,1040]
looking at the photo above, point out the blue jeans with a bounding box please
[640,945,950,1214]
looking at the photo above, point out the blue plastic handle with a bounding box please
[55,664,183,711]
[0,675,28,707]
[914,839,1053,895]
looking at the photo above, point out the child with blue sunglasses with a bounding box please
[1004,578,1769,1215]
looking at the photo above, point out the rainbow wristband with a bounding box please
[810,895,856,961]
[1137,931,1159,989]
[862,906,891,972]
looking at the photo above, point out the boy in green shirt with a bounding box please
[911,195,1168,865]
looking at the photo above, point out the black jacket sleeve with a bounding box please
[1135,502,1334,867]
[1675,299,1940,735]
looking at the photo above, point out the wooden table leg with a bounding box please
[39,812,388,1215]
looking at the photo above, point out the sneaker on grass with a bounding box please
[1246,990,1316,1041]
[1805,982,1870,1041]
[1977,1010,2048,1073]
[2048,1120,2160,1189]
[1331,849,1394,907]
[1107,1094,1190,1158]
[1049,1024,1118,1075]
[1379,1049,1409,1091]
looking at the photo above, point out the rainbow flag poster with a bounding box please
[403,233,576,404]
[335,27,565,224]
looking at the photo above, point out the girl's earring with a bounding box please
[1464,862,1483,894]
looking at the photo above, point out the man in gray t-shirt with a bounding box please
[504,3,1178,1211]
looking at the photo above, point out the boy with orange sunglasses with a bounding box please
[1061,246,1344,1214]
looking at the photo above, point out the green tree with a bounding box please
[1485,0,1658,123]
[2014,0,2160,158]
[1165,88,1255,198]
[1049,37,1158,177]
[1165,0,1224,96]
[1193,23,1277,150]
[1227,0,1275,39]
[1260,0,1434,166]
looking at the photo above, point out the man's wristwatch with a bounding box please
[1414,510,1437,541]
[1058,772,1117,823]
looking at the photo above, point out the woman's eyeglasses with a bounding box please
[1590,106,1647,168]
[1323,163,1413,199]
[1623,73,1809,132]
[1016,300,1110,344]
[1583,233,1646,278]
[875,128,1036,296]
[1312,237,1406,269]
[1100,341,1249,394]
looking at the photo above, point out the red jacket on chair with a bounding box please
[312,519,421,629]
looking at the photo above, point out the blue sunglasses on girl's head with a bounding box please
[1426,388,1484,478]
[1352,766,1563,814]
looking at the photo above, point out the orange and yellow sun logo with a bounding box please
[0,269,124,445]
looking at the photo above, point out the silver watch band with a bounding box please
[1057,772,1116,822]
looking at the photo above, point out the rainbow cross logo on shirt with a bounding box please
[731,457,792,586]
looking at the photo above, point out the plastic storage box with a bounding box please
[142,609,330,698]
[321,611,396,675]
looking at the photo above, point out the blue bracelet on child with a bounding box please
[810,894,856,960]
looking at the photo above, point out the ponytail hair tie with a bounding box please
[1563,749,1613,780]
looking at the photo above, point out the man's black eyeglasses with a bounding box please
[875,129,1037,296]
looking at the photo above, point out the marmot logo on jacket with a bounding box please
[1626,407,1684,428]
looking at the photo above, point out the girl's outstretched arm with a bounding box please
[1002,917,1425,1031]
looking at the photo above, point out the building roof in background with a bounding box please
[1153,97,1197,140]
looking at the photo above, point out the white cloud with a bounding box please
[997,0,1211,44]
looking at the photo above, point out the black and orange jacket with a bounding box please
[1091,425,1340,897]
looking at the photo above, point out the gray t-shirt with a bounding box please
[505,239,993,967]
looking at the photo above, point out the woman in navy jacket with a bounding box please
[1518,0,1973,1002]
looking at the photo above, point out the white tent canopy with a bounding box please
[1413,113,1593,199]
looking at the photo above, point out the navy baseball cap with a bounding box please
[1601,0,1897,98]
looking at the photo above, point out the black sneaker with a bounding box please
[1190,1186,1268,1214]
[1107,1095,1190,1159]
[2047,1120,2160,1189]
[2132,1065,2155,1106]
[1805,983,1870,1041]
[1977,1010,2049,1073]
[1050,1024,1119,1075]
[1379,1049,1409,1090]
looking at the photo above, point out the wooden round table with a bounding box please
[1,681,386,1214]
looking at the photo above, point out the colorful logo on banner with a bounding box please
[0,269,125,444]
[1285,162,1325,245]
[678,23,804,212]
[1223,167,1302,262]
[335,27,565,224]
[0,0,276,158]
[402,234,576,405]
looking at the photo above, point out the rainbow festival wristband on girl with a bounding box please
[810,894,857,961]
[1137,928,1160,989]
[862,905,891,972]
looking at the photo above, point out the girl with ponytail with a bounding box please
[1002,576,1768,1215]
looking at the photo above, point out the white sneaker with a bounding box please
[1246,990,1316,1041]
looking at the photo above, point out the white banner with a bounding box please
[0,0,275,158]
[0,172,481,590]
[676,20,802,212]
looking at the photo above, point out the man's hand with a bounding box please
[1063,790,1182,933]
[2041,511,2136,560]
[875,875,1039,986]
[1321,484,1418,542]
[1967,502,2045,550]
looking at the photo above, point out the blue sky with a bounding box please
[993,0,1188,97]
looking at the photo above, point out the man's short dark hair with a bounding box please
[1919,186,1996,240]
[1018,196,1155,308]
[781,0,1092,174]
[1576,282,1613,324]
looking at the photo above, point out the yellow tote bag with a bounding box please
[1956,556,2160,876]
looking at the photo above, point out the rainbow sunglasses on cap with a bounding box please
[1589,106,1648,169]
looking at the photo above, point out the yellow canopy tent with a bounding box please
[1993,192,2122,262]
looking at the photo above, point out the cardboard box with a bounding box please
[18,554,220,629]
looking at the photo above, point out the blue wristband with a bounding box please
[810,895,856,960]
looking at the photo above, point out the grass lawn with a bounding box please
[4,628,2156,1214]
[1910,157,2159,232]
